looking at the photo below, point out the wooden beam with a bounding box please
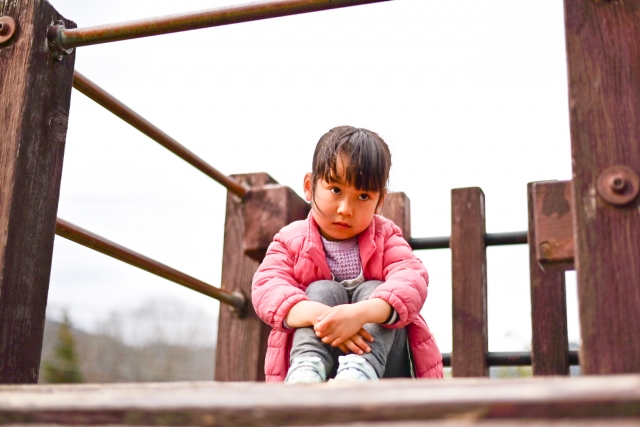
[451,188,488,377]
[528,183,569,376]
[564,0,640,374]
[531,181,574,271]
[216,174,308,381]
[2,375,640,425]
[0,0,76,383]
[379,192,411,241]
[243,184,309,261]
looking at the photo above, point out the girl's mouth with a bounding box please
[333,222,350,228]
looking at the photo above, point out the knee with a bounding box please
[305,280,349,306]
[351,280,384,302]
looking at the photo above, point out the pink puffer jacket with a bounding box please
[252,214,444,382]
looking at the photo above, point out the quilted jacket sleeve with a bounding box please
[251,232,309,332]
[369,222,429,329]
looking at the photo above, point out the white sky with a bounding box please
[45,0,579,353]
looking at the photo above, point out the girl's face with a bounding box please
[304,155,384,241]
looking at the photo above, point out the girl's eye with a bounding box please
[358,194,370,201]
[329,187,341,195]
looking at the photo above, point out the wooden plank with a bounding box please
[215,173,275,381]
[531,181,574,271]
[0,0,76,383]
[564,0,640,374]
[451,188,488,377]
[527,183,569,376]
[216,174,308,381]
[379,192,411,241]
[2,375,640,425]
[243,184,309,261]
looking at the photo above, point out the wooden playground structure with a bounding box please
[1,0,640,424]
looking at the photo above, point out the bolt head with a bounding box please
[0,16,17,44]
[597,165,640,206]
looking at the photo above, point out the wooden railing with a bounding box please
[1,3,640,425]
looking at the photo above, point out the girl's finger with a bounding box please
[338,343,349,354]
[343,339,364,355]
[358,328,374,343]
[351,334,371,353]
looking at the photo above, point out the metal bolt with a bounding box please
[0,16,17,44]
[597,165,640,206]
[610,176,626,193]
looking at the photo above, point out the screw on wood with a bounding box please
[0,16,17,44]
[596,165,640,206]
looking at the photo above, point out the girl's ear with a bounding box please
[303,173,313,202]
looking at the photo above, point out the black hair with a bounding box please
[311,125,391,208]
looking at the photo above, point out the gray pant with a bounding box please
[290,280,412,379]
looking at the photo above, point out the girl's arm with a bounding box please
[313,298,391,348]
[252,233,310,332]
[284,300,331,328]
[370,223,429,328]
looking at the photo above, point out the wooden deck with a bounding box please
[1,375,639,426]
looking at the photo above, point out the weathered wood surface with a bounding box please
[215,173,275,381]
[1,375,640,425]
[0,0,76,383]
[530,181,574,271]
[564,0,640,374]
[380,192,411,241]
[243,184,309,261]
[451,188,488,377]
[527,183,569,376]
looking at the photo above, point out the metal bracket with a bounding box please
[228,290,248,319]
[47,20,73,61]
[0,16,17,45]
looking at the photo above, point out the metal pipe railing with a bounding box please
[52,0,390,50]
[55,218,246,312]
[441,351,579,368]
[73,71,248,199]
[410,231,528,250]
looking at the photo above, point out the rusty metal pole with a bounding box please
[72,71,248,199]
[48,0,390,55]
[55,218,246,313]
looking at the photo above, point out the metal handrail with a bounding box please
[55,218,246,313]
[410,231,528,250]
[73,71,248,198]
[441,351,580,368]
[51,0,390,50]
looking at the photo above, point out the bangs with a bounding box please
[313,127,390,194]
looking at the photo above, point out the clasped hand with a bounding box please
[314,304,374,355]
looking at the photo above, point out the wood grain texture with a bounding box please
[0,0,76,383]
[379,192,411,241]
[243,184,309,261]
[564,0,640,374]
[451,188,488,377]
[527,183,569,376]
[215,173,276,381]
[2,375,640,425]
[531,181,574,271]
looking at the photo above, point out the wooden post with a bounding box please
[379,192,411,241]
[451,188,488,377]
[527,182,569,376]
[564,0,640,374]
[215,174,309,381]
[0,1,76,383]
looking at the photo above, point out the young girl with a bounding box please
[252,126,443,383]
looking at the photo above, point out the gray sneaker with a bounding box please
[334,354,379,381]
[285,356,326,384]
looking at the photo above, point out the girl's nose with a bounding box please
[337,199,353,216]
